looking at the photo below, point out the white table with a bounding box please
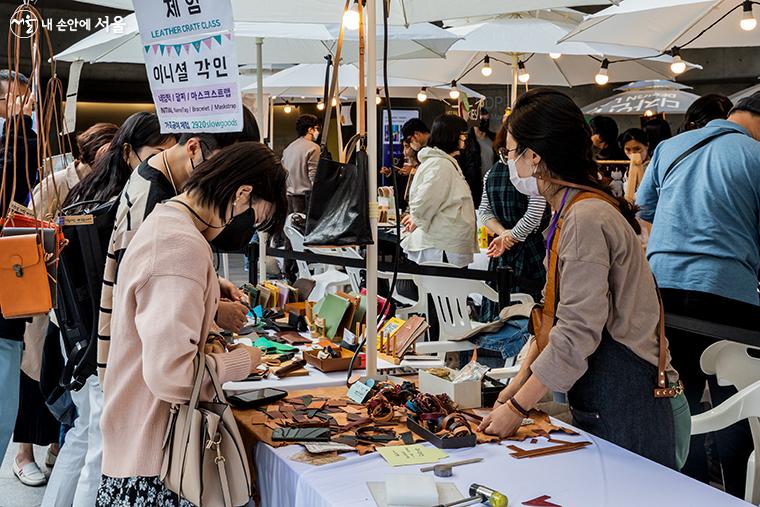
[254,425,751,507]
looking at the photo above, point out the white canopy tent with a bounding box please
[242,63,483,101]
[561,0,760,52]
[582,80,701,115]
[55,14,458,65]
[445,10,700,103]
[74,0,622,25]
[730,82,760,103]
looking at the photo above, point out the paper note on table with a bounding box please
[377,445,448,467]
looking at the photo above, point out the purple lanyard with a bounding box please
[545,189,570,252]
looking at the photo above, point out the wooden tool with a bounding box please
[507,440,592,459]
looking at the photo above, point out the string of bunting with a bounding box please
[143,31,233,57]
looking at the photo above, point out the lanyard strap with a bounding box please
[545,189,570,252]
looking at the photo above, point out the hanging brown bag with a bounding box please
[0,233,52,318]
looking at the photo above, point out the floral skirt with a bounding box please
[96,475,197,507]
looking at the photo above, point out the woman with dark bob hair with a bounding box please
[97,142,287,506]
[478,89,690,470]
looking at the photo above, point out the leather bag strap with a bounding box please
[320,0,351,150]
[662,129,735,183]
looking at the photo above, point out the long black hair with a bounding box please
[183,142,288,234]
[428,114,468,154]
[509,88,640,233]
[64,112,175,207]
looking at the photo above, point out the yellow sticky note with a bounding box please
[377,444,448,467]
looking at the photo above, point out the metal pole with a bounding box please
[511,53,518,107]
[365,0,379,379]
[256,37,268,283]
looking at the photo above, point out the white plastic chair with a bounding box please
[694,341,760,504]
[401,261,500,367]
[282,219,350,301]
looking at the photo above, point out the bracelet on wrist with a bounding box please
[508,397,530,418]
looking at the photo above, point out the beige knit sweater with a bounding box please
[101,204,251,478]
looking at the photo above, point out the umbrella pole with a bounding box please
[511,53,518,107]
[365,0,379,379]
[256,37,268,284]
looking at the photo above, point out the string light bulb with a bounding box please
[644,110,655,117]
[595,58,610,85]
[741,1,757,31]
[283,101,293,114]
[517,61,530,83]
[670,48,687,75]
[449,80,460,100]
[375,89,382,105]
[343,2,360,30]
[549,52,562,59]
[417,87,428,102]
[317,99,325,111]
[481,55,493,77]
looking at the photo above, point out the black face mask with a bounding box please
[479,118,490,131]
[210,208,257,252]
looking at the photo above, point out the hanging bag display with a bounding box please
[160,333,251,507]
[304,0,372,247]
[0,232,51,318]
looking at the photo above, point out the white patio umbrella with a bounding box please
[582,80,701,115]
[74,0,622,25]
[55,14,458,65]
[730,82,760,102]
[561,0,760,53]
[444,11,700,104]
[242,63,483,101]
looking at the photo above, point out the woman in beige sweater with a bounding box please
[478,90,690,470]
[97,142,287,506]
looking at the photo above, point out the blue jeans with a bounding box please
[0,337,23,458]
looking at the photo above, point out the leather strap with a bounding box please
[319,0,351,151]
[216,450,233,507]
[538,185,679,399]
[662,129,735,183]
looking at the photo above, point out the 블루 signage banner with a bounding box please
[133,0,242,133]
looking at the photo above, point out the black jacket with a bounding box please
[0,114,38,340]
[459,127,495,208]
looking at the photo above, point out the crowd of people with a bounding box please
[0,61,758,505]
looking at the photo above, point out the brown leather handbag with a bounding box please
[160,333,251,507]
[0,233,52,318]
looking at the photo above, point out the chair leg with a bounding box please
[747,450,757,505]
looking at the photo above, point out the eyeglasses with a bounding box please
[498,147,520,165]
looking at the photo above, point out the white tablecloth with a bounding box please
[254,426,751,507]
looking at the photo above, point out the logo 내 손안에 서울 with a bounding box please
[10,4,40,39]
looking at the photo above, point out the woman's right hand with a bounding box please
[493,382,521,409]
[229,344,263,374]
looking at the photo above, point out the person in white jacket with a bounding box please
[401,114,479,268]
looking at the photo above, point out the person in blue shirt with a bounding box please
[637,92,760,498]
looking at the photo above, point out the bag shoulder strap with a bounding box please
[662,129,736,183]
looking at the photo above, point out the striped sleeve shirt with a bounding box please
[477,172,548,242]
[97,161,177,383]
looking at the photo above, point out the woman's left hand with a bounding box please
[219,277,245,302]
[478,402,524,438]
[402,214,416,232]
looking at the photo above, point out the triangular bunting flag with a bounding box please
[144,45,150,53]
[213,34,222,45]
[183,43,191,53]
[152,45,160,55]
[174,44,183,56]
[203,38,213,49]
[224,33,232,40]
[159,45,166,55]
[192,41,202,52]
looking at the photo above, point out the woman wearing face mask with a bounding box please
[478,89,689,471]
[619,128,650,203]
[401,114,479,268]
[97,142,287,506]
[63,112,177,209]
[478,119,549,314]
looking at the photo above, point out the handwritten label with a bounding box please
[62,215,94,226]
[377,444,448,467]
[8,201,34,217]
[347,381,372,404]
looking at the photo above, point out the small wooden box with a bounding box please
[302,347,365,372]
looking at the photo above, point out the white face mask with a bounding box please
[508,151,541,197]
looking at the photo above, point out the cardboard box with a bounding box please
[418,367,482,410]
[303,347,365,372]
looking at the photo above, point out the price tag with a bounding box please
[62,215,94,226]
[8,201,34,217]
[347,380,372,404]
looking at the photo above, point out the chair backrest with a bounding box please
[321,246,364,293]
[283,216,312,280]
[415,261,500,342]
[701,341,760,391]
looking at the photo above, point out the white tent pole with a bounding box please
[256,37,268,283]
[511,53,518,107]
[365,0,378,379]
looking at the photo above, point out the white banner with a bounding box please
[133,0,242,133]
